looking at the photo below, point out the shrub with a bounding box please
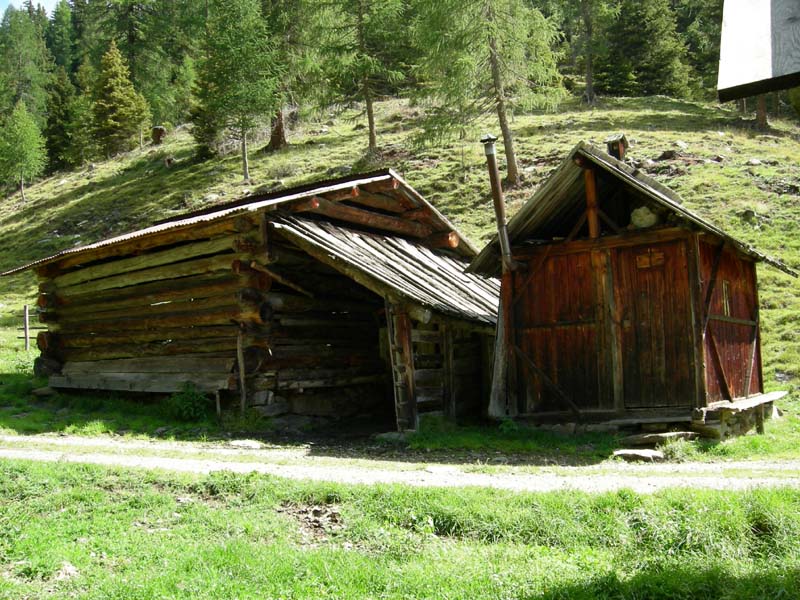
[165,383,209,422]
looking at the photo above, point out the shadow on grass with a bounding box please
[0,372,618,466]
[535,564,799,600]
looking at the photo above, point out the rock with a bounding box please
[203,193,221,203]
[270,415,314,432]
[33,356,61,377]
[54,561,79,581]
[613,449,665,462]
[713,155,726,163]
[151,125,167,145]
[746,158,762,166]
[549,422,577,435]
[32,386,56,397]
[254,402,289,417]
[374,431,408,443]
[154,426,170,436]
[228,439,264,450]
[327,165,352,177]
[741,209,758,223]
[630,206,659,228]
[164,156,176,168]
[619,431,699,447]
[584,423,619,433]
[656,149,677,161]
[674,140,689,150]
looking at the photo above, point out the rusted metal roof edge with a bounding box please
[271,216,498,325]
[4,170,471,277]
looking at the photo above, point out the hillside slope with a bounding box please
[1,96,798,390]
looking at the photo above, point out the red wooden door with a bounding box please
[613,241,694,410]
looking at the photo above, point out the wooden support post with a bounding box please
[584,168,600,239]
[501,270,519,415]
[442,323,456,419]
[385,301,418,431]
[23,305,30,351]
[215,391,222,418]
[237,329,247,416]
[755,404,765,434]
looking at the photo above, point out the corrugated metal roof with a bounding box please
[3,168,477,276]
[469,141,797,277]
[271,216,500,325]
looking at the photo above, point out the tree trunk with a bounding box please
[267,107,287,151]
[756,95,768,130]
[19,176,25,202]
[241,129,250,181]
[365,86,377,153]
[581,0,597,106]
[489,35,519,186]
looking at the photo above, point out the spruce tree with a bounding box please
[413,0,564,185]
[193,0,279,179]
[318,0,406,154]
[595,0,690,98]
[0,6,53,124]
[0,100,46,201]
[46,0,74,72]
[44,66,75,170]
[92,40,150,155]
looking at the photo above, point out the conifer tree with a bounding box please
[46,0,74,72]
[193,0,279,180]
[44,67,75,170]
[0,100,46,200]
[0,6,53,124]
[92,40,150,155]
[319,0,405,154]
[595,0,690,98]
[413,0,564,185]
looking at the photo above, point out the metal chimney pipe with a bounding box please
[481,134,515,273]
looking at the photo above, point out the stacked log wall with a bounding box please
[248,238,390,419]
[35,215,269,393]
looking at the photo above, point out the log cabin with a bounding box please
[4,170,499,432]
[470,140,796,437]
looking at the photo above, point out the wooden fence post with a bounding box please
[23,305,30,351]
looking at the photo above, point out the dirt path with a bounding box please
[1,434,799,494]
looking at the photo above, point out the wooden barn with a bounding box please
[470,140,795,435]
[4,170,499,432]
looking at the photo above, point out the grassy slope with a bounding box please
[1,459,799,599]
[0,95,797,396]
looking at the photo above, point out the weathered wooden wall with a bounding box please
[509,229,699,419]
[35,215,267,393]
[699,240,763,402]
[247,235,390,419]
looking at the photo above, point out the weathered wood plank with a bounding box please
[53,325,239,349]
[62,337,239,362]
[55,253,253,296]
[296,197,433,239]
[52,236,241,288]
[50,372,235,393]
[46,216,255,273]
[62,355,235,375]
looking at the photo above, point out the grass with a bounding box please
[0,459,799,599]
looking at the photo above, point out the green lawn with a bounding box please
[0,459,798,599]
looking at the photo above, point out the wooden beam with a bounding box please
[347,192,409,214]
[702,242,726,334]
[422,231,459,250]
[48,217,255,272]
[512,344,581,417]
[249,261,314,298]
[597,209,623,234]
[323,186,360,201]
[584,168,600,239]
[706,329,733,401]
[685,234,707,409]
[295,197,433,238]
[565,213,588,243]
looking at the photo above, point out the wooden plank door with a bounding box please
[613,240,694,410]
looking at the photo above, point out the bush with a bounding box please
[165,383,209,422]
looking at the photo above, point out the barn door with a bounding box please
[613,241,694,410]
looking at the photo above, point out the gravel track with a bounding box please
[1,434,799,494]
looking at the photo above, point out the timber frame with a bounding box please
[6,170,499,432]
[471,142,795,433]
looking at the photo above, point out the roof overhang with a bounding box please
[718,0,800,101]
[3,169,478,276]
[469,142,797,278]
